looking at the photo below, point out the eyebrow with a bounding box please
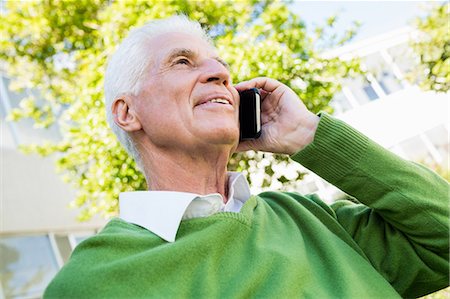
[165,47,230,70]
[214,56,230,70]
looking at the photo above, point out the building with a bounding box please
[293,27,448,201]
[1,26,448,298]
[0,76,106,297]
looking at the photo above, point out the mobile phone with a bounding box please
[239,88,261,140]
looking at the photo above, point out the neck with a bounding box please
[140,145,232,203]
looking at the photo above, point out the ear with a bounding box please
[111,97,142,132]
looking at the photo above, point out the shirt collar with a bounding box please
[119,172,251,242]
[228,172,251,203]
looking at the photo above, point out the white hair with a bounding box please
[104,15,212,169]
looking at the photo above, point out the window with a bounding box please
[330,91,353,114]
[362,83,379,101]
[398,136,435,164]
[53,235,72,264]
[0,235,59,298]
[74,236,90,245]
[425,125,449,152]
[0,75,62,146]
[424,125,449,164]
[0,105,17,149]
[387,44,418,78]
[363,53,403,95]
[378,71,403,95]
[345,77,379,105]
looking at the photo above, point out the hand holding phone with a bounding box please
[239,88,261,140]
[235,77,319,155]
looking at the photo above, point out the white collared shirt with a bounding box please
[119,172,251,242]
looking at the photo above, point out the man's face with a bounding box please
[133,32,240,153]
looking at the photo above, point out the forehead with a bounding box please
[149,32,217,62]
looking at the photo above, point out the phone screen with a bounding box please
[239,88,261,140]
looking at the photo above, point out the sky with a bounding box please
[290,1,435,43]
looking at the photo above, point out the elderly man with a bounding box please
[45,16,449,298]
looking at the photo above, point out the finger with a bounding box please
[234,82,272,102]
[234,80,253,91]
[235,77,284,93]
[259,89,272,101]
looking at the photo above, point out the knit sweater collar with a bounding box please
[119,172,251,242]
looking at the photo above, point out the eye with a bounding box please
[175,58,191,65]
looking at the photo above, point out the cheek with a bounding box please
[136,98,191,139]
[135,72,197,134]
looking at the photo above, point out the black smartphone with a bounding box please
[239,88,261,140]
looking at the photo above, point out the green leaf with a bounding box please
[1,0,360,221]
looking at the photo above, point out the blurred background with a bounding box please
[0,1,448,298]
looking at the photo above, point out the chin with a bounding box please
[205,126,239,145]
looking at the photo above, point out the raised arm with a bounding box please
[292,113,449,297]
[235,77,449,297]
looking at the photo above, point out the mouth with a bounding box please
[208,98,230,104]
[195,95,233,107]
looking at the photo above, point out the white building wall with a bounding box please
[296,27,449,202]
[0,73,106,299]
[1,149,105,233]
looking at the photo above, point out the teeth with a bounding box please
[209,98,229,104]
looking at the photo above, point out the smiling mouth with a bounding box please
[208,98,230,104]
[196,97,232,107]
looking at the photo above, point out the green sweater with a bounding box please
[44,114,449,299]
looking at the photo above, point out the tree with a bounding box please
[0,0,360,220]
[409,2,449,92]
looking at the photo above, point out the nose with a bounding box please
[199,59,230,86]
